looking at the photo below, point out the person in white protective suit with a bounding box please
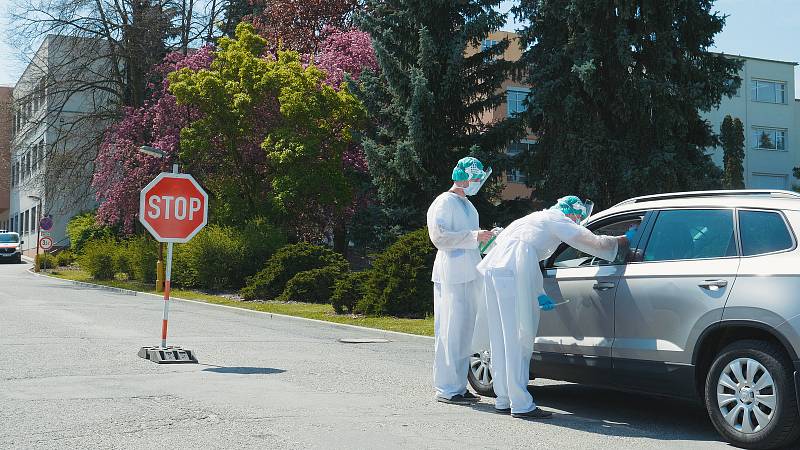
[477,196,634,418]
[427,156,494,405]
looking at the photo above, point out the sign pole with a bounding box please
[160,164,178,348]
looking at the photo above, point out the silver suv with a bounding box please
[469,190,800,449]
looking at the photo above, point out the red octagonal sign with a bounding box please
[139,173,208,243]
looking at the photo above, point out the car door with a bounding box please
[534,213,646,382]
[612,208,739,397]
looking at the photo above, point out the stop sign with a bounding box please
[139,173,208,243]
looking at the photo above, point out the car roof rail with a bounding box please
[613,190,800,207]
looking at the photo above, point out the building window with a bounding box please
[751,79,786,104]
[751,173,788,190]
[507,88,530,117]
[481,39,499,52]
[506,141,534,184]
[752,127,787,151]
[23,210,29,235]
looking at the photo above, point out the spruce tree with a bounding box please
[355,0,523,233]
[514,0,743,207]
[720,115,745,189]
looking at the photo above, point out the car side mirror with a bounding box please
[20,240,24,245]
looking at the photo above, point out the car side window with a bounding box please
[551,217,642,268]
[739,210,793,256]
[643,209,736,262]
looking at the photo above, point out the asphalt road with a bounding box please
[0,261,732,449]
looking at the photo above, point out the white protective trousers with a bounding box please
[433,279,484,399]
[483,268,540,413]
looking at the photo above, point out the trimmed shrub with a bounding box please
[115,251,133,279]
[356,228,436,318]
[55,250,76,267]
[331,271,371,314]
[126,235,159,282]
[79,238,118,280]
[241,243,348,301]
[238,219,288,283]
[66,212,112,254]
[172,225,243,290]
[35,253,57,271]
[277,265,345,304]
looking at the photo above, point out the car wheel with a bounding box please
[704,339,800,449]
[468,350,496,397]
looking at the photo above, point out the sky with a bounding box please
[1,0,799,95]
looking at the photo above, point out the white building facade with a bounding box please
[703,56,800,190]
[8,35,112,253]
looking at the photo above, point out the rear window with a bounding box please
[643,209,736,262]
[739,210,793,256]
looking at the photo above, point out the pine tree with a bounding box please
[355,0,524,233]
[720,115,745,189]
[514,0,743,207]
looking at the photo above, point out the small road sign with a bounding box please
[39,216,53,231]
[39,236,53,250]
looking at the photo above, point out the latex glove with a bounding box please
[624,226,638,241]
[537,294,555,311]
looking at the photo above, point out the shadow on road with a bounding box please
[470,382,722,444]
[201,366,286,375]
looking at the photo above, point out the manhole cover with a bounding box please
[338,338,391,344]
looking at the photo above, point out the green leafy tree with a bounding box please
[720,115,745,189]
[514,0,743,207]
[168,23,365,239]
[355,0,524,233]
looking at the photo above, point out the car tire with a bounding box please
[704,339,800,449]
[467,350,496,398]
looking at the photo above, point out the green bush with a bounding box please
[240,243,348,301]
[238,219,288,283]
[356,228,436,318]
[79,238,118,280]
[277,266,345,304]
[35,253,57,271]
[55,250,75,267]
[331,271,371,314]
[172,225,243,290]
[115,251,133,279]
[66,212,112,254]
[126,235,159,282]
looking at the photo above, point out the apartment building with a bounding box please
[0,86,11,230]
[472,31,535,200]
[702,55,800,190]
[9,35,112,253]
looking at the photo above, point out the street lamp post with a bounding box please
[28,195,43,272]
[138,145,168,292]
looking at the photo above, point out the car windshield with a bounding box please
[0,233,20,243]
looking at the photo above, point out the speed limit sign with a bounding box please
[39,236,53,250]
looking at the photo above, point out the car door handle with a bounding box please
[698,280,728,290]
[593,282,616,291]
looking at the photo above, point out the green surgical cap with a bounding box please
[551,195,589,220]
[452,157,485,182]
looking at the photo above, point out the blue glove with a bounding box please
[624,226,638,241]
[537,294,555,311]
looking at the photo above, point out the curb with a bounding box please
[28,269,434,341]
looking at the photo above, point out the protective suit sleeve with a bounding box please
[549,214,619,262]
[426,198,480,250]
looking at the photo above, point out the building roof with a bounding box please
[710,52,798,66]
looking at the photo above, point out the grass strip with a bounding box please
[46,269,434,337]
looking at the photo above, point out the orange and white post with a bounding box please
[161,241,174,348]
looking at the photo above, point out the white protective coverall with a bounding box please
[427,192,490,399]
[476,209,619,413]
